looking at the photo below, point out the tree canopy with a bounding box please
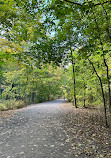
[0,0,111,127]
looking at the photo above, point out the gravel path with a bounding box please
[0,99,111,158]
[0,99,74,158]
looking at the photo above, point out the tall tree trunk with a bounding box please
[83,83,86,108]
[32,92,35,103]
[88,59,109,128]
[93,12,111,127]
[71,50,77,108]
[104,58,111,126]
[100,3,111,43]
[0,78,1,95]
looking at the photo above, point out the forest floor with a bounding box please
[0,99,111,158]
[0,110,16,122]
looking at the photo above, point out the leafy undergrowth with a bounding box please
[0,99,26,111]
[0,99,26,121]
[61,102,111,157]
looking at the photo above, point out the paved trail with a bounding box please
[0,100,75,158]
[0,99,111,158]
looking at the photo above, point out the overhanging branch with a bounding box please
[64,0,111,7]
[94,0,111,6]
[64,0,82,6]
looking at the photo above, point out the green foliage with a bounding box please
[0,99,26,111]
[0,0,111,118]
[0,58,64,109]
[62,54,111,107]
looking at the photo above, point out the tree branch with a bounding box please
[64,0,111,7]
[94,0,111,6]
[64,0,82,6]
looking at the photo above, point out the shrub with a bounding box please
[0,99,26,111]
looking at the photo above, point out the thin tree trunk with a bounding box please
[104,58,111,126]
[71,50,77,108]
[100,3,111,42]
[83,83,86,108]
[32,92,35,103]
[0,78,1,95]
[88,59,109,128]
[93,12,111,127]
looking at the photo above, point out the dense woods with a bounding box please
[0,0,111,127]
